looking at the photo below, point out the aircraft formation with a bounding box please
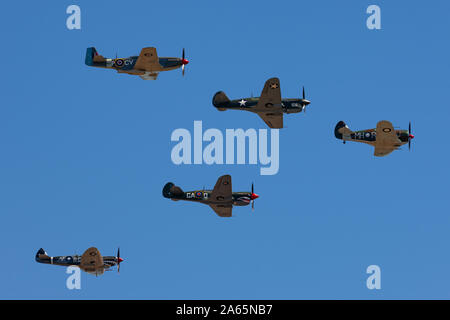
[36,46,414,276]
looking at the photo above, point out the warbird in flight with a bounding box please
[334,120,414,157]
[35,247,124,276]
[212,77,311,128]
[163,175,259,217]
[85,47,189,80]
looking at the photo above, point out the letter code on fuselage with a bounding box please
[186,192,209,199]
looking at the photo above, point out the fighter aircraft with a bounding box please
[334,120,414,157]
[212,77,311,128]
[85,47,189,80]
[162,175,259,217]
[35,247,124,276]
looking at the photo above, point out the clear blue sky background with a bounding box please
[0,0,449,299]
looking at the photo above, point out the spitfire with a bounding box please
[212,77,311,128]
[35,247,124,276]
[334,120,414,157]
[162,175,259,217]
[85,47,189,80]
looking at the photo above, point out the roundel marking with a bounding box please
[196,191,203,198]
[114,59,124,67]
[365,132,371,138]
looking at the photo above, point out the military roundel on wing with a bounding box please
[195,191,203,198]
[114,59,124,67]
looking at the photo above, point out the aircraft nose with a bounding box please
[118,257,124,263]
[182,59,189,65]
[409,134,414,139]
[303,99,311,106]
[250,193,259,200]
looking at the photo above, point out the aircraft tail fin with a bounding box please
[335,121,353,139]
[85,47,106,66]
[212,91,230,109]
[35,248,50,262]
[162,182,184,199]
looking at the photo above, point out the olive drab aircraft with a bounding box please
[162,175,259,217]
[334,120,414,157]
[212,77,311,128]
[35,247,124,276]
[85,47,189,80]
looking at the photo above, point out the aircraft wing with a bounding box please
[210,175,232,203]
[139,72,159,80]
[374,146,397,157]
[374,120,402,157]
[257,112,283,128]
[209,204,233,217]
[256,78,282,110]
[80,247,103,270]
[134,47,160,71]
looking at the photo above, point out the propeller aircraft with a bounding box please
[162,175,259,217]
[334,120,414,157]
[212,77,311,128]
[85,47,189,80]
[35,247,124,276]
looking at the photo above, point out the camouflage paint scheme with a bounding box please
[163,175,259,217]
[334,120,414,157]
[85,47,189,80]
[212,77,311,128]
[35,247,123,276]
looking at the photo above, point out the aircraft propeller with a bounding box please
[301,86,311,112]
[250,182,259,211]
[408,121,414,150]
[181,48,189,76]
[116,247,124,273]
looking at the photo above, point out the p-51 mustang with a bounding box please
[35,247,124,276]
[85,47,189,80]
[162,175,259,217]
[212,77,311,128]
[334,120,414,157]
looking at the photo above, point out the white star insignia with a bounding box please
[239,99,247,106]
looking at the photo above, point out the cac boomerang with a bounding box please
[335,120,414,157]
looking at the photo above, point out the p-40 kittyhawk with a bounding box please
[163,175,259,217]
[85,47,189,80]
[212,77,311,128]
[35,247,124,276]
[334,120,414,157]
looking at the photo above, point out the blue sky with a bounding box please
[0,0,449,299]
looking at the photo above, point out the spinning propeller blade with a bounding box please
[117,247,123,273]
[181,48,189,76]
[250,182,259,211]
[301,86,310,112]
[408,121,414,151]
